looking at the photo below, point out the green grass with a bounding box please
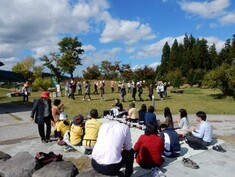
[1,83,235,120]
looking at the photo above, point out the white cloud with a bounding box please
[179,0,229,18]
[218,12,235,25]
[82,45,96,52]
[100,18,156,44]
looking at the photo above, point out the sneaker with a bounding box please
[64,146,74,152]
[213,145,226,152]
[41,139,47,143]
[151,167,166,177]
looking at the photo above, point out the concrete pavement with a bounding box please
[0,103,235,177]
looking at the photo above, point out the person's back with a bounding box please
[159,124,181,158]
[83,109,102,154]
[92,122,134,177]
[134,123,164,169]
[70,114,84,146]
[144,106,157,125]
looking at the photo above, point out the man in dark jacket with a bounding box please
[30,91,53,143]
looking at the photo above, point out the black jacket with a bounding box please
[31,98,53,125]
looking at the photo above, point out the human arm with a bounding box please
[123,126,132,151]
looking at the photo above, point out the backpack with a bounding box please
[35,151,63,170]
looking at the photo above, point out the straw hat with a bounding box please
[41,91,50,98]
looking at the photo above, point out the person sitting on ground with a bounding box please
[134,123,164,169]
[144,105,159,127]
[69,114,85,146]
[186,111,212,150]
[56,112,71,144]
[138,104,147,125]
[159,124,181,158]
[126,102,139,123]
[175,108,189,137]
[164,107,174,129]
[91,121,134,177]
[51,99,64,137]
[82,109,102,155]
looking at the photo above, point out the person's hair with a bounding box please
[90,109,98,118]
[53,99,61,106]
[145,123,158,135]
[196,111,207,121]
[73,114,84,125]
[148,105,155,113]
[159,123,168,132]
[164,107,172,118]
[140,104,147,112]
[129,102,135,108]
[115,98,120,103]
[179,108,187,119]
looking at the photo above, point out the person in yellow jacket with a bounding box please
[56,112,71,143]
[82,109,102,155]
[70,114,84,146]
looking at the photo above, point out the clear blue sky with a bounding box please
[0,0,234,77]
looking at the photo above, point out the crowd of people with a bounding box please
[62,79,170,102]
[30,89,213,177]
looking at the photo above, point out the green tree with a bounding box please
[133,66,156,85]
[165,69,184,88]
[58,36,84,78]
[156,42,170,77]
[203,63,235,96]
[12,57,35,80]
[40,53,63,82]
[82,64,101,80]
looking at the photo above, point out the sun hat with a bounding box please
[41,91,50,98]
[72,114,84,125]
[59,112,68,121]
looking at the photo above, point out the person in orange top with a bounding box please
[134,123,165,169]
[51,99,64,136]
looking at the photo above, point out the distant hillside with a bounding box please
[0,70,25,82]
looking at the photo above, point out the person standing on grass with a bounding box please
[83,80,91,101]
[30,91,53,143]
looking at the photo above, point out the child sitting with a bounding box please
[56,112,71,145]
[69,114,84,146]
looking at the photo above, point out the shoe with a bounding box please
[151,167,166,177]
[64,146,74,152]
[213,145,226,152]
[182,158,199,169]
[46,139,52,143]
[84,149,92,155]
[41,139,47,143]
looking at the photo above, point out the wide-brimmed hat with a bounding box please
[72,114,84,125]
[41,91,50,98]
[59,112,68,121]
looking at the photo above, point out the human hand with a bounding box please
[30,117,34,123]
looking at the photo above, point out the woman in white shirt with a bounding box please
[175,108,189,136]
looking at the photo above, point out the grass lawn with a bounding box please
[1,83,235,120]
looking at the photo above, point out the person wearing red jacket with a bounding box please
[134,123,164,169]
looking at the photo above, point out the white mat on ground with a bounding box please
[66,118,224,177]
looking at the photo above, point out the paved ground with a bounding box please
[0,103,235,177]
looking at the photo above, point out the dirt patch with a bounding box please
[214,134,235,145]
[64,156,92,173]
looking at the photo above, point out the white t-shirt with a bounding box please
[92,122,132,165]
